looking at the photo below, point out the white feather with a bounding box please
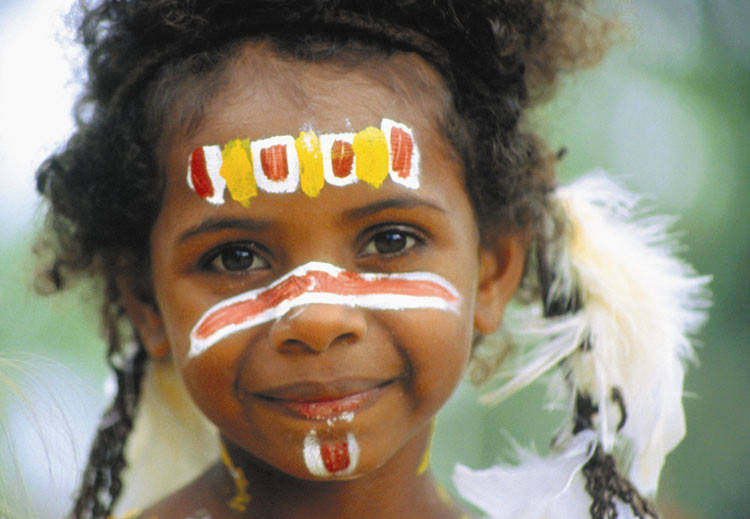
[454,432,626,519]
[476,172,709,497]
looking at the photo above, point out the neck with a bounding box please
[215,423,465,519]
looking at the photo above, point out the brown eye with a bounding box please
[361,230,418,256]
[206,245,268,273]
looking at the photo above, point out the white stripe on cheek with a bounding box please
[188,261,461,358]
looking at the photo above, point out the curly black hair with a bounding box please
[34,1,631,517]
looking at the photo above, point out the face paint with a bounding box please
[321,133,358,186]
[185,510,213,519]
[303,430,360,477]
[250,135,300,193]
[189,261,460,358]
[331,140,355,179]
[295,130,325,197]
[416,420,436,475]
[186,119,421,204]
[382,118,420,189]
[220,440,251,512]
[187,145,226,205]
[220,139,257,207]
[352,126,389,188]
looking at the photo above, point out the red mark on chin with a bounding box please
[321,441,350,473]
[260,144,289,181]
[331,140,355,178]
[190,147,214,197]
[390,127,413,179]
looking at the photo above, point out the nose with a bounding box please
[269,303,367,353]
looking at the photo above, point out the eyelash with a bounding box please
[200,242,270,274]
[358,225,426,258]
[199,225,426,275]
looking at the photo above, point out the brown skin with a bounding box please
[121,43,526,519]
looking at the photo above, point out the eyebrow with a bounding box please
[342,196,447,222]
[179,217,274,242]
[179,196,446,242]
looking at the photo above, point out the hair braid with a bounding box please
[582,446,660,519]
[68,343,148,519]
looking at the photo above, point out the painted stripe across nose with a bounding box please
[189,261,460,358]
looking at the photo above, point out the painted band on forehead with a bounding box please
[187,118,420,206]
[188,261,459,358]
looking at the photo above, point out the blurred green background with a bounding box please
[1,1,747,518]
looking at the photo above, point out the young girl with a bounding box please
[35,1,708,518]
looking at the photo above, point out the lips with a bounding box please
[256,379,392,420]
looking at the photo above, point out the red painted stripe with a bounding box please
[190,147,214,198]
[194,270,457,340]
[390,127,413,179]
[331,140,354,178]
[260,144,289,181]
[321,441,350,473]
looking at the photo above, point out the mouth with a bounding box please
[255,378,394,421]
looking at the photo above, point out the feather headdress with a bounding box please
[456,172,710,517]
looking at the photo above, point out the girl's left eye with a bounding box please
[203,245,269,273]
[360,229,421,257]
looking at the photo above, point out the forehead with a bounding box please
[158,42,469,228]
[165,42,451,159]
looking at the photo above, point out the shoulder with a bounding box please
[113,464,225,519]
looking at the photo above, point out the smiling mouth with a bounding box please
[256,379,394,420]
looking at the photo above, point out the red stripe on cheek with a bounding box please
[190,147,214,197]
[195,275,307,339]
[260,144,289,181]
[314,271,456,300]
[390,127,413,179]
[194,270,459,340]
[331,140,354,178]
[321,441,350,473]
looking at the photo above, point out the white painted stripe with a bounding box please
[203,145,226,205]
[320,132,358,186]
[382,118,420,189]
[303,430,327,477]
[251,135,300,193]
[188,262,460,358]
[302,431,359,477]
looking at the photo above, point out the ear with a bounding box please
[117,276,170,358]
[474,233,528,334]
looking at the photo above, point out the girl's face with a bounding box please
[137,44,523,481]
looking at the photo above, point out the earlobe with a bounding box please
[117,277,170,358]
[473,234,527,334]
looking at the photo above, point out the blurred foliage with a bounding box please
[1,1,748,518]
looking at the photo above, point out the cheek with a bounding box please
[157,276,225,368]
[159,290,252,424]
[390,307,474,404]
[178,336,262,436]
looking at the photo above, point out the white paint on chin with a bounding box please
[326,411,354,427]
[302,430,360,478]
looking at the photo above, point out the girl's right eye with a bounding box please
[202,244,269,274]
